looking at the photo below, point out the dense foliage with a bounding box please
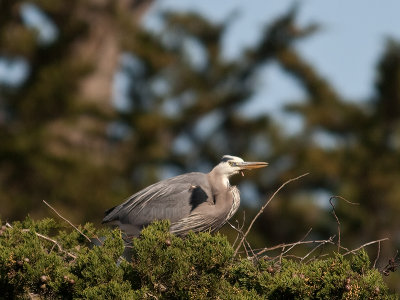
[0,219,396,299]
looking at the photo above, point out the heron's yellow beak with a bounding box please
[237,161,269,170]
[235,161,268,176]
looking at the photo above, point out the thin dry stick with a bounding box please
[373,241,381,269]
[43,200,92,243]
[329,196,359,253]
[280,228,313,257]
[6,222,77,259]
[35,232,77,259]
[234,240,256,258]
[278,245,285,264]
[242,240,250,258]
[229,211,246,248]
[256,235,335,256]
[301,236,335,262]
[228,221,243,249]
[234,173,309,256]
[245,239,257,259]
[342,238,389,256]
[268,228,313,262]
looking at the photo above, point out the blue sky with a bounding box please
[144,0,400,124]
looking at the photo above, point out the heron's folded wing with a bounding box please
[169,212,225,235]
[102,172,212,226]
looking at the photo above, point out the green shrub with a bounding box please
[0,218,397,299]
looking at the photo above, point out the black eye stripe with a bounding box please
[221,157,233,162]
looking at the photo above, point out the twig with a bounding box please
[242,240,250,257]
[278,246,285,264]
[228,211,246,248]
[228,221,244,249]
[245,239,257,260]
[5,222,77,259]
[329,196,359,253]
[229,221,241,248]
[259,236,337,263]
[342,238,389,256]
[301,236,334,261]
[275,228,314,263]
[234,173,309,256]
[256,236,334,256]
[43,200,92,243]
[35,232,77,259]
[373,241,381,269]
[281,228,313,257]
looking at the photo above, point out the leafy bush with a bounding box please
[0,218,397,299]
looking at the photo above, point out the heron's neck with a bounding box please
[207,171,236,215]
[208,170,231,191]
[222,175,230,188]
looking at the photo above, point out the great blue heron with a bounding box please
[102,155,268,238]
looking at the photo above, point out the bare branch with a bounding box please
[301,236,335,262]
[373,241,381,269]
[35,232,77,259]
[281,228,313,257]
[229,211,246,248]
[245,239,257,260]
[234,173,309,257]
[5,222,77,259]
[256,236,335,256]
[278,245,285,264]
[228,221,241,248]
[329,196,359,253]
[242,240,250,258]
[342,238,389,256]
[43,200,92,243]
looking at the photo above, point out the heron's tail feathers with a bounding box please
[102,205,119,223]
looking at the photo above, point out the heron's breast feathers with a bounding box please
[227,186,240,221]
[170,186,240,236]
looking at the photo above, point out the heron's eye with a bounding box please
[229,162,237,167]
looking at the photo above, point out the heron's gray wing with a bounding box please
[102,172,212,231]
[170,186,240,235]
[170,213,220,235]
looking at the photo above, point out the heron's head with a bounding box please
[214,155,268,178]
